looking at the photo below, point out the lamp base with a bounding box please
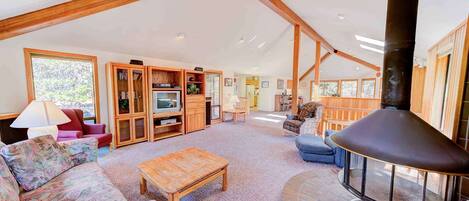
[27,126,58,140]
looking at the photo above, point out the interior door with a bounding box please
[115,68,131,116]
[432,54,451,131]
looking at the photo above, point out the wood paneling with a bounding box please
[410,66,426,115]
[291,24,300,114]
[0,0,137,40]
[319,97,381,133]
[421,18,469,141]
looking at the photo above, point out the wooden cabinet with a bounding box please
[107,63,148,147]
[185,70,206,133]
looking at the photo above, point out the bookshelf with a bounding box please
[184,70,206,133]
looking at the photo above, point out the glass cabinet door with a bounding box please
[206,73,221,120]
[134,117,147,141]
[117,119,132,144]
[115,68,130,115]
[132,69,145,114]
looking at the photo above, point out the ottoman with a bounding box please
[295,134,335,164]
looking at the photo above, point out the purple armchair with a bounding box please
[57,109,112,148]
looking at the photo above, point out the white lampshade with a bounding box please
[230,95,240,104]
[11,101,70,139]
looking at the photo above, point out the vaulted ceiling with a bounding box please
[1,0,468,79]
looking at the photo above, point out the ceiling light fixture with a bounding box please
[355,35,384,47]
[257,42,266,49]
[360,44,384,54]
[337,14,345,20]
[356,67,360,71]
[248,36,257,43]
[176,33,185,40]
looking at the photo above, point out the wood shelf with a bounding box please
[152,88,182,91]
[154,122,182,129]
[153,131,184,141]
[153,111,183,118]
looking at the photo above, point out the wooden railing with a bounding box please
[318,97,381,133]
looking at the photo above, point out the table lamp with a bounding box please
[10,101,71,140]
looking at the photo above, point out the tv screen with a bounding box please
[157,93,178,109]
[153,91,181,113]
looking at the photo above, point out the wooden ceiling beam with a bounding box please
[299,52,331,81]
[259,0,335,52]
[0,0,138,40]
[336,50,381,71]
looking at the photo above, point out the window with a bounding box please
[319,81,339,96]
[24,48,100,123]
[341,80,358,97]
[361,79,376,98]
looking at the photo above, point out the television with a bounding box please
[152,91,181,113]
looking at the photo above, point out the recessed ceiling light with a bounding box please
[337,14,345,20]
[248,36,257,43]
[257,42,266,48]
[360,44,384,54]
[176,33,185,40]
[355,35,384,47]
[356,67,360,71]
[238,37,245,44]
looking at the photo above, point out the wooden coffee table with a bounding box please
[138,147,229,201]
[223,109,247,123]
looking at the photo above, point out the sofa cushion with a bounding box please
[283,120,303,134]
[295,135,333,155]
[83,133,112,148]
[20,162,126,201]
[0,135,74,191]
[0,142,20,201]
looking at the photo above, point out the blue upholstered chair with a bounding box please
[295,130,345,167]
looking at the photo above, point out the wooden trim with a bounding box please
[299,52,331,81]
[23,48,101,123]
[0,0,137,40]
[291,24,301,114]
[336,50,381,71]
[0,113,19,120]
[259,0,334,52]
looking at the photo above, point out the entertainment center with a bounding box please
[107,62,221,148]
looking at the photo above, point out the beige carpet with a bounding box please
[98,112,343,201]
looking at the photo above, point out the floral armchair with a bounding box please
[283,102,324,135]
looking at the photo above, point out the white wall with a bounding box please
[0,37,234,129]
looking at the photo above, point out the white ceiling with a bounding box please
[1,0,468,79]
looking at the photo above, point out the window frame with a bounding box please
[361,78,376,98]
[318,80,340,97]
[24,48,101,123]
[340,79,359,98]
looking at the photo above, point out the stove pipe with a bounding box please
[380,0,418,110]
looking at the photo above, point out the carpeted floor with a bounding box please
[98,112,340,201]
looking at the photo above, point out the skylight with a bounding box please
[355,35,384,47]
[360,44,384,54]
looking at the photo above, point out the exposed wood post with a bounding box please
[299,52,331,81]
[292,24,301,114]
[313,41,321,100]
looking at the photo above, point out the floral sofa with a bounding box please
[283,102,324,135]
[0,136,126,201]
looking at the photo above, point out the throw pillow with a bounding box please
[0,142,20,201]
[0,135,74,191]
[298,103,317,121]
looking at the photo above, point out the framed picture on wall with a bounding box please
[224,78,233,87]
[277,79,284,89]
[262,81,269,88]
